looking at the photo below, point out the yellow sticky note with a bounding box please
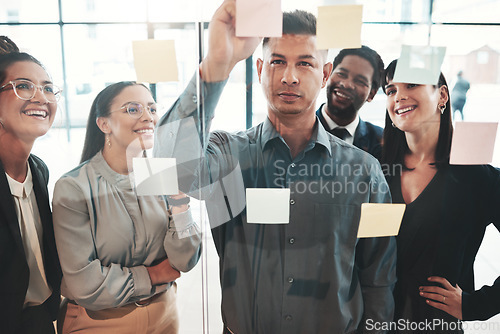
[450,122,498,165]
[357,203,405,238]
[132,40,178,83]
[317,5,363,49]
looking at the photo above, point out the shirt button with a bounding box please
[285,315,292,321]
[192,95,198,103]
[290,199,295,205]
[287,277,294,283]
[290,163,296,168]
[289,237,295,244]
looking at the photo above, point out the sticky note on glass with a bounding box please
[449,122,498,165]
[246,188,290,224]
[317,5,362,49]
[392,45,446,85]
[357,203,405,238]
[132,40,178,83]
[133,158,179,196]
[236,0,282,37]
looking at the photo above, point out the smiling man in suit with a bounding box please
[317,46,384,160]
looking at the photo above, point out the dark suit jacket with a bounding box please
[316,103,383,160]
[0,155,61,333]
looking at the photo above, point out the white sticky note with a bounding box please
[392,45,446,85]
[246,188,290,224]
[357,203,405,238]
[449,122,498,165]
[236,0,282,37]
[132,40,178,83]
[133,158,179,196]
[317,5,363,49]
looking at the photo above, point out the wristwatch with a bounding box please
[167,196,190,206]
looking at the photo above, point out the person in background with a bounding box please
[155,1,397,333]
[451,70,470,121]
[382,59,500,333]
[52,81,201,333]
[316,45,384,160]
[0,36,62,334]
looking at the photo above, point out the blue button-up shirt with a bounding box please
[155,74,396,334]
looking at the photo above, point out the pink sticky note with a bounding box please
[450,122,498,165]
[236,0,282,37]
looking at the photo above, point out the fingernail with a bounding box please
[420,292,423,295]
[419,286,423,291]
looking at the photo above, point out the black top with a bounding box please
[388,164,500,333]
[391,170,461,333]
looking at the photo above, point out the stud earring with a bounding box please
[392,122,397,128]
[106,135,111,148]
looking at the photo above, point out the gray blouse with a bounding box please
[52,151,201,311]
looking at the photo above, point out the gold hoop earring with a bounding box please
[106,135,111,148]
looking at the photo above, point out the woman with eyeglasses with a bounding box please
[0,36,62,334]
[52,81,201,333]
[382,59,500,332]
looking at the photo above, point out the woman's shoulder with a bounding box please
[54,156,100,194]
[446,164,500,197]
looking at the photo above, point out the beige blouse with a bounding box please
[52,151,201,311]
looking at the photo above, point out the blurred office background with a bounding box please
[2,0,500,332]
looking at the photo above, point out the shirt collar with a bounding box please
[261,116,332,156]
[5,163,33,199]
[321,104,359,137]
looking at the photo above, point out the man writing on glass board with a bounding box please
[155,1,396,332]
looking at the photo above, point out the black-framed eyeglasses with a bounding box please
[111,102,162,119]
[0,79,62,103]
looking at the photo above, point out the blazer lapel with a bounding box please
[353,119,369,151]
[0,161,26,255]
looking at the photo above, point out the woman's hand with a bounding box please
[146,258,181,285]
[419,276,463,320]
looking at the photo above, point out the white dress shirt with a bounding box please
[321,104,359,145]
[6,164,52,307]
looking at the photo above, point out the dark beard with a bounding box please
[326,85,357,122]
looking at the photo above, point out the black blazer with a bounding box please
[0,155,61,333]
[316,104,383,160]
